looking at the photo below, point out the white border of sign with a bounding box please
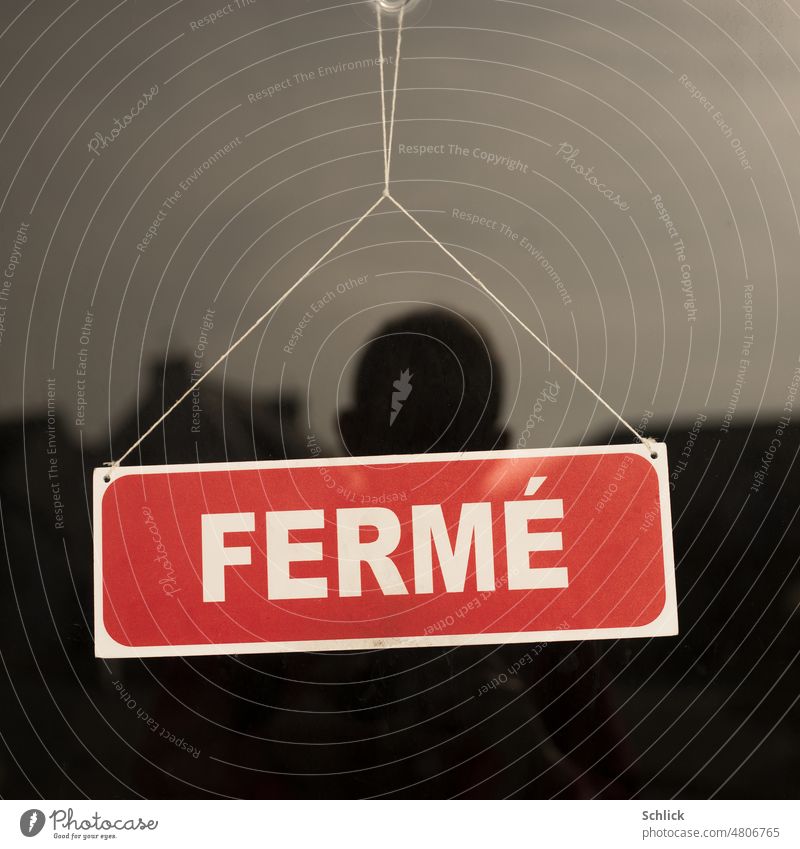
[93,443,677,658]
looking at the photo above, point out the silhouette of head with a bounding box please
[339,307,507,455]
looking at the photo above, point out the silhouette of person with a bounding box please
[338,307,508,457]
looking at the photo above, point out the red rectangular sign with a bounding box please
[93,445,677,657]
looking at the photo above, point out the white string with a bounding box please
[109,194,385,469]
[108,1,655,470]
[386,193,656,452]
[385,6,405,187]
[376,4,389,181]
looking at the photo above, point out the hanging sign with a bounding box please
[93,444,677,657]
